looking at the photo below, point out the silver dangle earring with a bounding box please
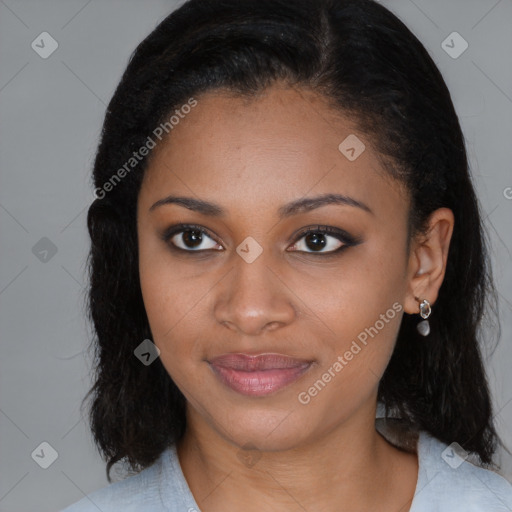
[414,297,431,336]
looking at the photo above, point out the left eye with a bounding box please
[288,227,351,254]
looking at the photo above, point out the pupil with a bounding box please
[305,232,326,251]
[183,229,203,248]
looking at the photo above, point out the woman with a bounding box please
[61,0,512,510]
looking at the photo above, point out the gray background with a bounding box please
[0,1,511,511]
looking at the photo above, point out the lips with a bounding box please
[208,353,313,396]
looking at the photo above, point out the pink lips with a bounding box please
[209,353,312,396]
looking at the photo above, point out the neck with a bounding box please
[176,403,418,512]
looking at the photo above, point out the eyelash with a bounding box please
[160,223,361,256]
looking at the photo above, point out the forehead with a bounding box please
[140,85,406,219]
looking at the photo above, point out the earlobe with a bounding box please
[404,207,455,315]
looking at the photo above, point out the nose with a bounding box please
[213,251,297,336]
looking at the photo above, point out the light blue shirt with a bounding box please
[60,429,512,511]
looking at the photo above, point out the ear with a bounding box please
[404,208,455,315]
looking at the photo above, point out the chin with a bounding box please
[208,404,320,452]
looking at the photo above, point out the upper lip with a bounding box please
[208,353,312,371]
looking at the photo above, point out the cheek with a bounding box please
[294,237,407,342]
[292,239,407,399]
[140,268,203,350]
[138,225,202,335]
[138,237,203,372]
[140,266,205,394]
[295,285,404,423]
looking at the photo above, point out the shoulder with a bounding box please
[411,431,512,512]
[59,457,163,512]
[59,445,197,512]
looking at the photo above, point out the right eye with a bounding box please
[162,224,223,252]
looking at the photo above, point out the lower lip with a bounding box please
[209,363,312,396]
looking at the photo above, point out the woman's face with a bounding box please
[137,85,413,451]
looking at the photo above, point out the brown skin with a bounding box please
[136,84,454,511]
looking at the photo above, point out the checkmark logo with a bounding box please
[441,442,468,468]
[441,32,468,59]
[31,32,58,59]
[32,237,58,263]
[134,339,161,366]
[236,236,263,263]
[31,442,59,469]
[338,134,366,161]
[236,443,262,468]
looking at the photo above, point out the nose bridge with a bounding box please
[214,247,296,335]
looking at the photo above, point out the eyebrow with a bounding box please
[149,193,373,217]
